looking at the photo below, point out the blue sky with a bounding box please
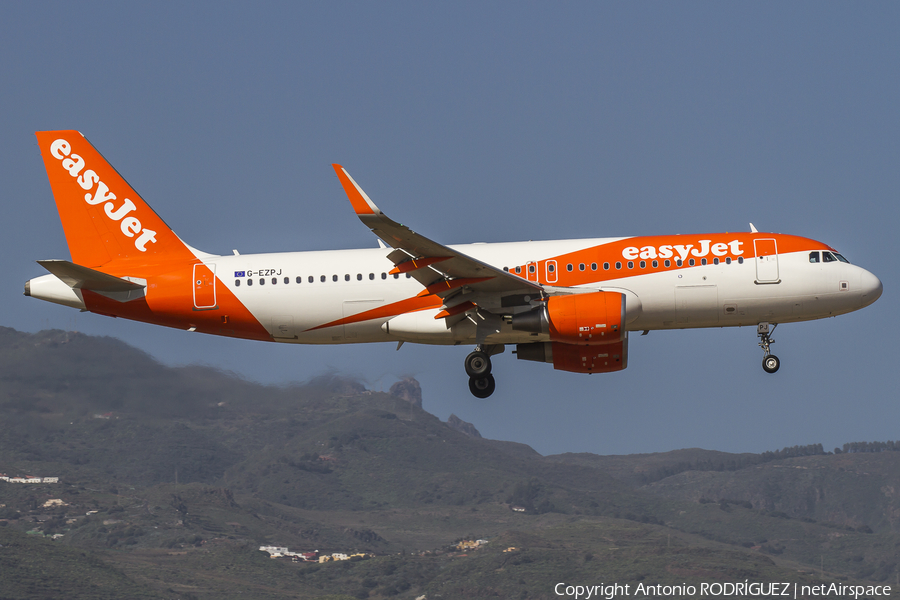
[3,3,898,456]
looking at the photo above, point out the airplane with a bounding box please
[26,131,883,398]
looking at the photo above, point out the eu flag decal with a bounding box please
[234,271,246,277]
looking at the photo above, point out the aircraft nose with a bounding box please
[859,268,883,307]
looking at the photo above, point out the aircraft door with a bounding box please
[193,263,217,309]
[754,239,780,284]
[545,260,558,284]
[526,261,538,282]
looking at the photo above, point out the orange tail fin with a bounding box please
[35,131,193,267]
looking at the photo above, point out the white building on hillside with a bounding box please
[259,546,289,558]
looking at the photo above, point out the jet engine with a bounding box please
[510,290,626,345]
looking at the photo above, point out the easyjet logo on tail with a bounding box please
[49,139,157,252]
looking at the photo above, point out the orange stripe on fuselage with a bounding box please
[306,294,442,332]
[81,258,271,341]
[510,233,832,287]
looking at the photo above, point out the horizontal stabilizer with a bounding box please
[37,260,145,292]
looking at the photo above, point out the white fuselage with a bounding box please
[209,238,881,346]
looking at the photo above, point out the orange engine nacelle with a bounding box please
[511,291,625,345]
[515,339,628,374]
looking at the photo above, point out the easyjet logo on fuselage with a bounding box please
[621,239,744,262]
[49,139,157,252]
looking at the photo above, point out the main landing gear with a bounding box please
[757,322,780,374]
[465,346,501,398]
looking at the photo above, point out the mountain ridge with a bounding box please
[1,326,898,597]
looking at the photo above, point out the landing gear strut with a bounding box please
[757,322,780,374]
[465,345,502,398]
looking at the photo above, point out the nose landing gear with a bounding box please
[758,322,780,373]
[465,345,502,398]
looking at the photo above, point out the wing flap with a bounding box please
[389,256,451,275]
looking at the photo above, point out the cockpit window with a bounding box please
[809,252,820,263]
[822,251,837,263]
[834,253,850,263]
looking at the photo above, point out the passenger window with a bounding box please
[344,274,350,281]
[296,276,302,283]
[515,266,521,274]
[603,262,610,270]
[567,264,573,272]
[652,260,658,268]
[615,262,622,269]
[333,275,339,282]
[381,273,387,280]
[271,277,276,284]
[320,275,326,282]
[701,258,707,265]
[308,276,314,283]
[579,263,585,271]
[725,257,732,264]
[688,259,695,266]
[393,274,399,279]
[247,278,253,286]
[260,278,265,285]
[713,258,719,265]
[823,252,837,262]
[738,257,743,264]
[664,260,671,267]
[627,261,634,269]
[639,260,646,268]
[809,252,820,263]
[676,260,683,267]
[590,263,597,271]
[369,273,374,280]
[235,279,240,287]
[357,274,362,281]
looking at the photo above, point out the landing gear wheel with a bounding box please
[468,374,496,398]
[762,355,780,374]
[464,350,492,377]
[757,322,780,374]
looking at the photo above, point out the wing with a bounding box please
[332,165,544,314]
